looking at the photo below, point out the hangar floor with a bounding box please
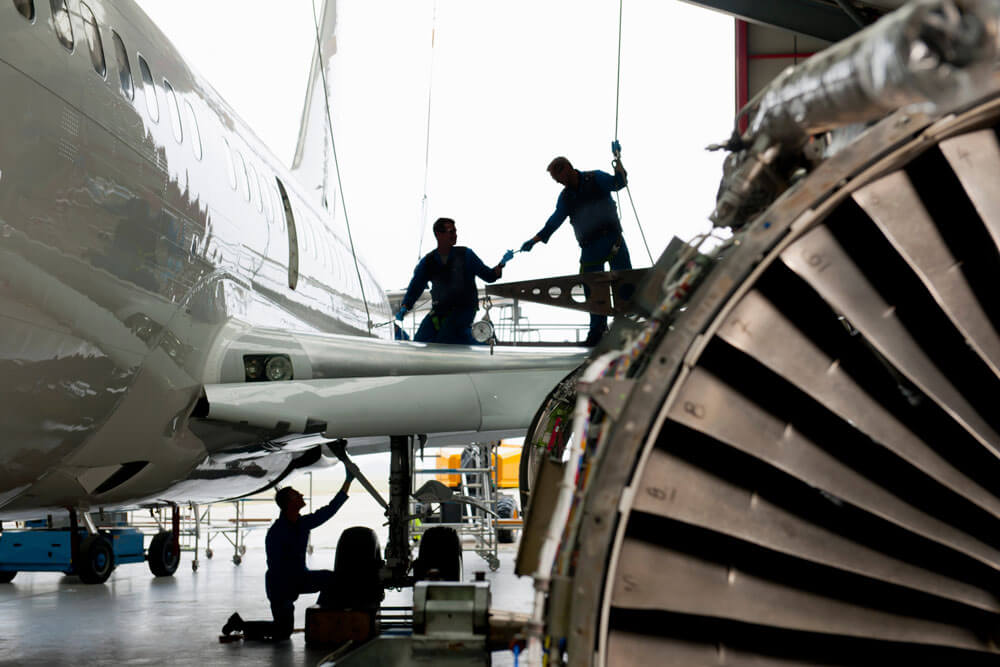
[0,458,531,666]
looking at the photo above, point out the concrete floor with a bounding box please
[0,463,532,666]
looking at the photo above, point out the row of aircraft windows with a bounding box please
[12,0,297,225]
[14,0,308,290]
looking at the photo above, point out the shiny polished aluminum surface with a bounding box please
[0,0,581,519]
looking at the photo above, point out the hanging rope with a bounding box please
[311,1,374,334]
[417,1,438,261]
[612,0,655,265]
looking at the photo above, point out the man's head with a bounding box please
[275,486,306,516]
[432,217,457,251]
[547,156,577,187]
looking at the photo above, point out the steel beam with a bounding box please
[679,0,870,42]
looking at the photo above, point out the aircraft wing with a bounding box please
[194,325,587,446]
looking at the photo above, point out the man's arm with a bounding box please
[595,163,627,193]
[400,256,430,311]
[536,192,570,244]
[298,473,353,531]
[467,249,503,283]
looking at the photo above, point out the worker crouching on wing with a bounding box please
[520,154,632,346]
[221,470,354,641]
[396,217,503,345]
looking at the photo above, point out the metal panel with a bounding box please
[718,289,1000,521]
[940,129,1000,252]
[853,171,1000,377]
[780,225,1000,459]
[666,368,1000,569]
[633,448,1000,612]
[606,631,820,667]
[611,538,989,649]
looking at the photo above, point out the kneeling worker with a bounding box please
[396,217,503,345]
[222,469,354,641]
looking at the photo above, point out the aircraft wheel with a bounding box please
[78,535,114,584]
[0,571,16,583]
[496,495,516,544]
[147,531,179,577]
[233,554,242,565]
[329,526,384,608]
[413,526,462,582]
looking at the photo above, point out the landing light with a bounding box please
[265,356,293,382]
[243,354,293,382]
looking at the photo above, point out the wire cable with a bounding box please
[311,1,373,334]
[417,1,438,260]
[612,0,654,265]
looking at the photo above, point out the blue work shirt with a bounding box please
[537,169,626,247]
[264,489,348,602]
[401,246,499,314]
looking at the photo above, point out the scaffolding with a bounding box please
[411,442,518,572]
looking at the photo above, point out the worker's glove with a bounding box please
[520,239,536,253]
[500,249,515,265]
[395,305,408,321]
[611,140,622,158]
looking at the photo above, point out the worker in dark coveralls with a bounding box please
[221,470,354,641]
[396,217,504,345]
[520,155,632,346]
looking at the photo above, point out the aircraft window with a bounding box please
[137,55,159,122]
[13,0,33,21]
[49,0,73,50]
[276,178,299,290]
[235,151,250,202]
[163,79,182,143]
[222,138,236,189]
[248,164,263,213]
[111,31,133,100]
[184,101,202,160]
[80,4,105,77]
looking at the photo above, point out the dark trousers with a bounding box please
[413,306,479,345]
[243,569,334,641]
[579,233,632,343]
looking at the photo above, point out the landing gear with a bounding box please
[147,531,179,577]
[413,526,462,582]
[77,535,114,584]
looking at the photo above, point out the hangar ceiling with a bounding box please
[681,0,911,127]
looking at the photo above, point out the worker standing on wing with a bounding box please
[396,217,504,345]
[221,470,354,641]
[520,150,632,346]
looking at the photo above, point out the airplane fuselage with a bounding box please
[0,0,391,518]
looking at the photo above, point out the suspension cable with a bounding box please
[612,0,654,265]
[311,1,373,334]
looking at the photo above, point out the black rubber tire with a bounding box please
[0,571,15,583]
[496,495,517,544]
[77,535,114,584]
[329,526,384,609]
[147,531,179,577]
[413,526,462,582]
